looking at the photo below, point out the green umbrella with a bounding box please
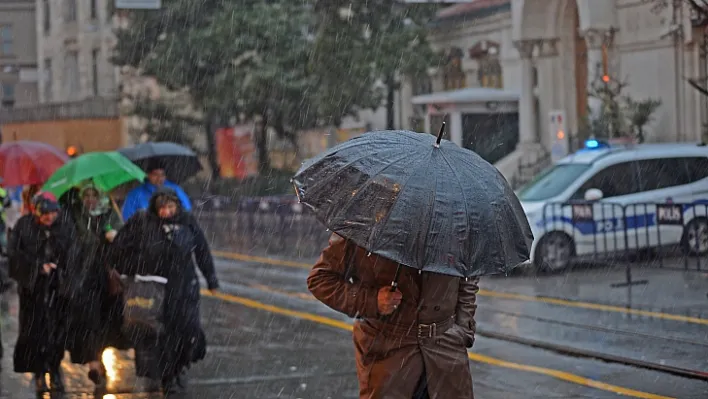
[42,151,147,198]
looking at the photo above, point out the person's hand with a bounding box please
[377,286,402,315]
[105,229,117,242]
[209,288,218,295]
[42,263,57,274]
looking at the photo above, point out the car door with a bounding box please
[568,161,641,256]
[633,157,694,248]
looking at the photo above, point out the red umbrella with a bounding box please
[0,141,69,186]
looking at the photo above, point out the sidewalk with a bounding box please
[483,261,708,316]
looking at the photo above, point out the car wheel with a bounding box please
[534,232,575,273]
[682,217,708,256]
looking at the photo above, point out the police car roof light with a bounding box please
[584,139,609,149]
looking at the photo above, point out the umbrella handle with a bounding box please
[109,195,124,224]
[390,264,401,292]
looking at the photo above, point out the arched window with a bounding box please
[478,58,503,88]
[469,40,503,88]
[442,47,466,90]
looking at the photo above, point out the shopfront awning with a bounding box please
[411,87,520,105]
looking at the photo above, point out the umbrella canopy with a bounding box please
[292,129,533,277]
[0,141,69,186]
[42,151,146,198]
[117,142,202,183]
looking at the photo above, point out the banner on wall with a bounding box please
[215,125,259,179]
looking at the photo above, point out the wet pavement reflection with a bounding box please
[0,255,706,398]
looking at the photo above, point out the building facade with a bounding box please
[0,0,39,108]
[404,0,707,181]
[36,0,118,103]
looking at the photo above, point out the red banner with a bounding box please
[215,125,258,179]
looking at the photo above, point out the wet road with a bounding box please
[1,253,706,398]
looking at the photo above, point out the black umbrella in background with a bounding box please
[118,142,202,183]
[292,124,534,279]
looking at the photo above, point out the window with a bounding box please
[64,51,80,97]
[43,0,51,33]
[518,164,592,202]
[90,0,98,19]
[687,157,708,182]
[442,47,466,90]
[478,58,503,88]
[636,158,691,192]
[572,162,640,200]
[44,58,53,102]
[1,83,15,107]
[65,0,77,22]
[0,25,12,55]
[92,49,100,96]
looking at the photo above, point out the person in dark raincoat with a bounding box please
[62,183,127,386]
[308,233,479,399]
[8,192,79,392]
[112,188,219,393]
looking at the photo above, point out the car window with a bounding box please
[571,161,639,200]
[517,163,592,202]
[686,157,708,182]
[636,158,691,191]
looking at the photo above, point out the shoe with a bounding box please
[49,369,65,392]
[34,373,48,392]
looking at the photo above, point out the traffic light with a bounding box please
[66,146,78,158]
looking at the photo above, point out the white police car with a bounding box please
[516,140,708,271]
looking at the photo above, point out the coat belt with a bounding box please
[383,315,456,338]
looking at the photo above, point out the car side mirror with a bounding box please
[584,188,604,201]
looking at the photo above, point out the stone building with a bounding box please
[403,0,707,182]
[36,0,118,102]
[0,0,39,108]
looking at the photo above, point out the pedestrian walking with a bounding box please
[112,188,219,393]
[7,192,79,392]
[294,127,533,398]
[121,160,192,220]
[309,234,480,398]
[62,183,127,387]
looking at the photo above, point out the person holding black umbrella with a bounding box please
[7,192,79,393]
[122,159,192,220]
[308,234,480,398]
[294,126,533,399]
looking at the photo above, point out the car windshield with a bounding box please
[517,163,592,202]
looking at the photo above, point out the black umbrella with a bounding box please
[118,142,202,183]
[291,124,533,278]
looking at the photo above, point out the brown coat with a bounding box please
[307,233,479,399]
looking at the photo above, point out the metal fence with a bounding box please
[539,201,708,272]
[195,201,329,259]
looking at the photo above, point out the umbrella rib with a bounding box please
[438,149,470,237]
[418,150,439,270]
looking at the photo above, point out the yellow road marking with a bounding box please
[213,250,708,326]
[479,290,708,326]
[202,289,676,399]
[213,251,311,269]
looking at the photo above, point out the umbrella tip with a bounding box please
[435,122,446,148]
